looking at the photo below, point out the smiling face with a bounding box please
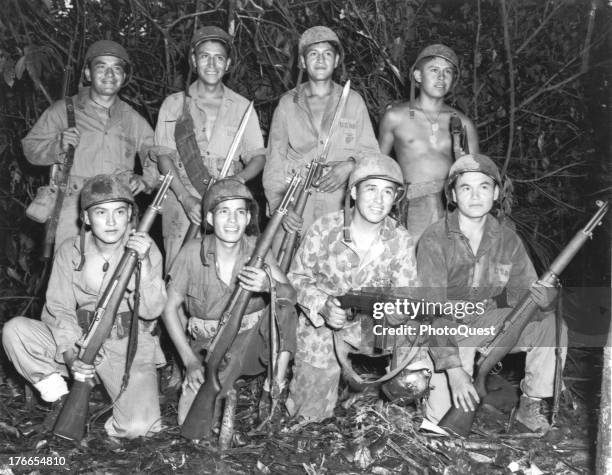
[192,40,230,86]
[84,201,132,245]
[300,41,339,81]
[452,172,499,219]
[84,55,127,97]
[351,178,398,225]
[413,56,455,99]
[207,198,251,245]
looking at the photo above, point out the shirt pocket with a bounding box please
[491,262,512,287]
[186,283,207,318]
[338,118,358,149]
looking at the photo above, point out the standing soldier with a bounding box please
[162,178,296,425]
[3,174,167,438]
[154,26,265,268]
[287,153,427,421]
[23,40,159,246]
[263,26,379,243]
[379,44,479,242]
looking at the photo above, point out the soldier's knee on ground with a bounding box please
[2,316,29,354]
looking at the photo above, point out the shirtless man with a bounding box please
[379,44,479,242]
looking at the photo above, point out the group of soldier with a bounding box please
[2,24,562,442]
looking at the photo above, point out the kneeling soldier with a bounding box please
[3,174,167,438]
[417,154,562,433]
[162,178,296,425]
[287,152,429,421]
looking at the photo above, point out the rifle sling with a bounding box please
[44,96,77,246]
[333,330,422,386]
[174,94,212,195]
[120,260,142,395]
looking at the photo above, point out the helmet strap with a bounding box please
[75,222,87,271]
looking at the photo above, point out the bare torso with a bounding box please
[380,103,454,187]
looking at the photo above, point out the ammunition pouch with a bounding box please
[175,95,212,195]
[76,309,155,340]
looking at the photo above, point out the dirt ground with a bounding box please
[0,347,600,475]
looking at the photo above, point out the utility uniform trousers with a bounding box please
[2,316,164,439]
[425,308,566,424]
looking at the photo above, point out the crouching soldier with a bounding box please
[162,178,296,425]
[2,174,167,438]
[287,152,429,422]
[417,154,563,433]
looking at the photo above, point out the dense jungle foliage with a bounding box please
[0,0,609,324]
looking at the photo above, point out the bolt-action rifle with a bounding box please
[52,173,173,442]
[180,173,302,441]
[276,80,352,272]
[439,200,609,437]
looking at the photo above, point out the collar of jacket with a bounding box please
[444,209,501,257]
[340,211,400,245]
[293,80,342,110]
[200,232,254,267]
[75,86,128,117]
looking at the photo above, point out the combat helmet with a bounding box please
[201,178,260,236]
[344,152,405,242]
[298,26,343,60]
[409,44,459,117]
[80,173,135,211]
[84,40,132,84]
[76,174,135,271]
[444,153,501,204]
[295,26,344,101]
[191,26,233,54]
[347,152,405,200]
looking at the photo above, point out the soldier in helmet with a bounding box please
[154,26,266,268]
[22,40,159,247]
[287,152,428,421]
[2,174,167,438]
[162,178,296,425]
[379,44,479,242]
[417,154,562,434]
[263,25,380,248]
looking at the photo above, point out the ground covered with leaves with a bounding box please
[0,347,600,475]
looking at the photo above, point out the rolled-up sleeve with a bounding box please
[152,94,181,165]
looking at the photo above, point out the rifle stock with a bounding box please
[53,174,173,441]
[438,201,609,437]
[181,173,301,441]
